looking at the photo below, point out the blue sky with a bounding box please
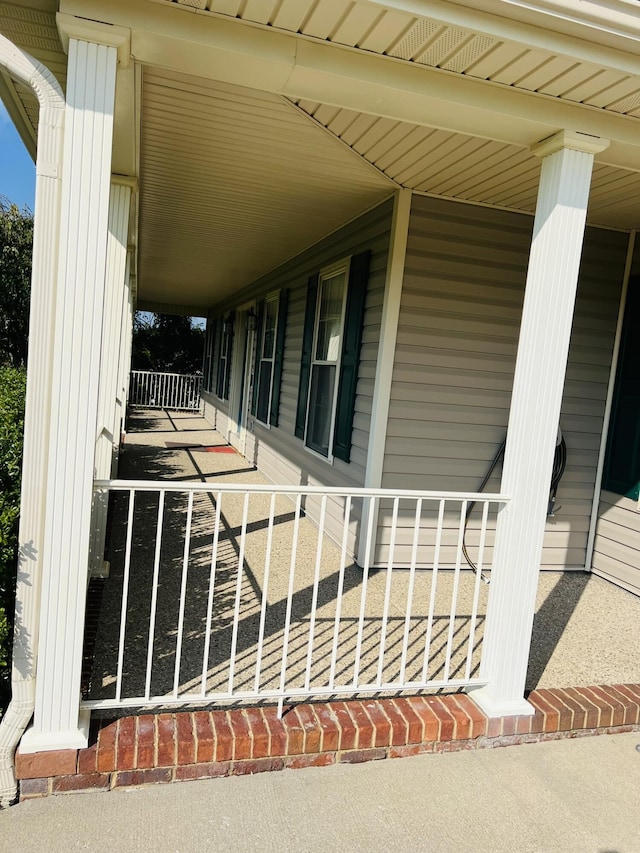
[0,101,36,209]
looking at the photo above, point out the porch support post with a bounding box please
[472,130,609,718]
[89,178,133,576]
[111,259,133,476]
[20,37,119,752]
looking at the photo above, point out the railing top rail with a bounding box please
[94,478,509,502]
[130,370,202,379]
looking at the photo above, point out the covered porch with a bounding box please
[3,0,640,807]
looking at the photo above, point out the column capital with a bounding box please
[531,129,610,159]
[56,12,131,67]
[111,174,138,192]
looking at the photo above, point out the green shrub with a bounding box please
[0,366,26,712]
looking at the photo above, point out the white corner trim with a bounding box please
[56,12,131,66]
[364,188,411,490]
[584,229,636,572]
[357,189,411,566]
[532,129,610,158]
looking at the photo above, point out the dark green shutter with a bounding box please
[603,277,640,498]
[204,318,216,392]
[224,312,235,400]
[332,251,371,463]
[250,301,264,417]
[270,289,289,427]
[215,318,225,398]
[295,274,319,439]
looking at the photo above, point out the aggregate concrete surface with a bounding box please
[2,732,639,853]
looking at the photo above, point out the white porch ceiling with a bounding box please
[137,68,393,309]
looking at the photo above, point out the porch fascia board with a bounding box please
[58,0,640,173]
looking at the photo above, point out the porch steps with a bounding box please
[16,685,640,800]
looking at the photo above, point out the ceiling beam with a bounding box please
[58,0,640,171]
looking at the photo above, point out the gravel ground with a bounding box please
[87,409,640,708]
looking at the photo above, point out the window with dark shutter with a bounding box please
[216,312,234,401]
[295,252,370,462]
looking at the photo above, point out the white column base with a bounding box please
[19,709,90,753]
[468,686,534,719]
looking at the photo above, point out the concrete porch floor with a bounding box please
[87,408,640,706]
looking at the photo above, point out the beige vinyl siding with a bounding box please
[204,198,393,549]
[378,194,627,569]
[592,491,640,595]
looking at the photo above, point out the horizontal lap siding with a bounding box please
[378,195,626,569]
[592,494,640,596]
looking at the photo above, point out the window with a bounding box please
[295,251,371,463]
[603,277,640,499]
[251,290,288,426]
[216,313,233,401]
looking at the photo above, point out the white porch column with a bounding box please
[472,130,609,718]
[89,179,133,575]
[111,260,133,476]
[20,37,119,751]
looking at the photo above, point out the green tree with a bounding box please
[0,366,26,710]
[0,198,33,368]
[131,312,204,373]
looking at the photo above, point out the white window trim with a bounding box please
[303,257,351,464]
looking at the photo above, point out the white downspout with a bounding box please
[584,229,636,572]
[0,37,64,808]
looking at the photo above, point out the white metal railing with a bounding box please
[83,480,509,715]
[128,370,202,410]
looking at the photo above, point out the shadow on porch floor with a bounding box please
[87,408,640,708]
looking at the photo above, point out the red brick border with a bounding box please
[15,684,640,800]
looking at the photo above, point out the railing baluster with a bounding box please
[173,491,194,697]
[201,492,223,696]
[400,497,422,683]
[144,490,165,700]
[254,493,276,692]
[465,500,489,681]
[443,500,467,682]
[304,494,327,692]
[376,497,399,687]
[353,496,376,688]
[421,499,445,683]
[277,493,302,716]
[115,489,136,702]
[228,492,250,694]
[328,495,351,690]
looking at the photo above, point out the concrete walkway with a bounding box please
[3,732,639,852]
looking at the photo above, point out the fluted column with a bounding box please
[89,179,133,576]
[472,130,610,717]
[21,38,118,751]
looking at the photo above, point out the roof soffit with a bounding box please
[57,0,640,172]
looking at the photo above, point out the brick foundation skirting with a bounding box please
[15,684,640,800]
